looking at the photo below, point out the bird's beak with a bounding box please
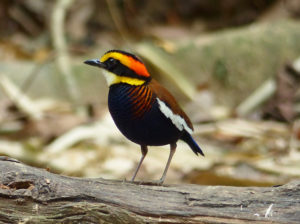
[84,59,106,68]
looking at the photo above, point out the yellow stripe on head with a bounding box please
[100,51,150,78]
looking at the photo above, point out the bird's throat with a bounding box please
[102,70,146,86]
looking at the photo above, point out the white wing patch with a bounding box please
[157,98,193,134]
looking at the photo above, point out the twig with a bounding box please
[21,52,56,93]
[45,112,120,154]
[264,203,274,218]
[194,118,288,138]
[50,0,79,104]
[236,78,276,116]
[293,57,300,73]
[105,0,129,43]
[0,74,43,120]
[288,119,300,155]
[8,4,41,36]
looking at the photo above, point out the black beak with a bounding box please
[84,59,106,68]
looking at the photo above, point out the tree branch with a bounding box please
[0,156,299,223]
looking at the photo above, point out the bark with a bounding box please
[0,156,299,224]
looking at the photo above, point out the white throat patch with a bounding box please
[102,70,117,86]
[156,98,193,134]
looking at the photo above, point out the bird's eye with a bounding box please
[105,57,117,69]
[108,58,115,63]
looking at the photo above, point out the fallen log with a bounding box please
[0,156,299,223]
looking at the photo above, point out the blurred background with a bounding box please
[1,0,300,186]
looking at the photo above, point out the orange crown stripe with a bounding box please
[100,52,150,78]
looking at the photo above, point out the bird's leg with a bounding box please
[159,143,177,184]
[131,145,148,182]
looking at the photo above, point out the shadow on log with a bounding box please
[0,156,299,223]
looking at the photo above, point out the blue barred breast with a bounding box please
[108,83,182,146]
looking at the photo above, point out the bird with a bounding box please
[84,49,204,184]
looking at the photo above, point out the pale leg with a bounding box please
[131,145,148,181]
[159,143,177,184]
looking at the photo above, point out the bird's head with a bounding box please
[84,50,151,86]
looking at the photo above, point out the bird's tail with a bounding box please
[180,132,204,156]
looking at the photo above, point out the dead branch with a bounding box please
[0,74,43,120]
[0,156,299,223]
[50,0,79,104]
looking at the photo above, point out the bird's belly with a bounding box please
[108,86,181,146]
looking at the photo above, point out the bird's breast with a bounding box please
[108,83,181,146]
[108,83,153,120]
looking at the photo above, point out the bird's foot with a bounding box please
[130,179,164,186]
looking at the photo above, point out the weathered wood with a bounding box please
[0,156,299,224]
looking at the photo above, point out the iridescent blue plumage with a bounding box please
[108,83,182,146]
